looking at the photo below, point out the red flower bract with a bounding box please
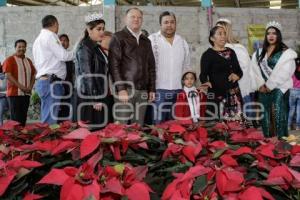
[216,168,244,196]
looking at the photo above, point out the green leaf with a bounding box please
[267,185,292,199]
[200,148,208,156]
[121,196,129,200]
[192,175,207,194]
[157,161,193,173]
[50,124,60,130]
[281,142,292,151]
[212,148,227,159]
[15,168,31,181]
[102,160,121,166]
[245,170,259,181]
[52,160,75,168]
[114,163,125,174]
[142,134,163,143]
[174,138,186,145]
[9,178,29,196]
[228,144,240,150]
[258,171,269,178]
[101,138,119,143]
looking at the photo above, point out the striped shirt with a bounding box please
[3,55,36,96]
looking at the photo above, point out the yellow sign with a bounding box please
[247,24,265,55]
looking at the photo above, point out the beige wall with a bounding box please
[0,5,299,75]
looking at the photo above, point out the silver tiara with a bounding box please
[85,13,103,23]
[216,18,231,24]
[266,21,282,31]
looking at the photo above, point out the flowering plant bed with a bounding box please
[1,120,300,200]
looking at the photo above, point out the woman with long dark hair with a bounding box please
[200,26,243,122]
[75,13,113,130]
[251,21,297,137]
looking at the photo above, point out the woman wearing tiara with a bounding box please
[75,13,113,130]
[250,21,297,137]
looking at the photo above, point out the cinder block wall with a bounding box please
[0,5,115,62]
[116,6,300,74]
[0,5,299,76]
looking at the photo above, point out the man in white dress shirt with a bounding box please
[33,15,74,125]
[149,11,191,124]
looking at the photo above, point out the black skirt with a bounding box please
[76,94,114,130]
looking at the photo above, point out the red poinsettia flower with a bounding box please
[182,142,203,163]
[123,166,152,200]
[17,139,78,156]
[192,183,218,200]
[162,140,202,163]
[0,120,20,131]
[209,141,227,152]
[230,129,264,143]
[231,146,253,156]
[213,122,229,132]
[162,165,211,200]
[0,154,42,196]
[168,124,186,134]
[197,126,208,143]
[264,165,293,190]
[63,128,92,140]
[220,155,238,167]
[238,186,274,200]
[74,124,147,160]
[38,163,100,200]
[291,145,300,155]
[255,142,289,162]
[162,143,182,159]
[23,192,44,200]
[216,167,244,196]
[100,165,152,200]
[287,167,300,188]
[227,121,244,131]
[80,134,101,159]
[290,154,300,167]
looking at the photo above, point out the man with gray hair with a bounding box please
[149,11,191,124]
[108,7,156,126]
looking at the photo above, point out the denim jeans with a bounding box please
[288,88,300,128]
[154,89,181,124]
[35,79,64,125]
[0,97,8,125]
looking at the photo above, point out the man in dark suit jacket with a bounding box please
[108,7,156,126]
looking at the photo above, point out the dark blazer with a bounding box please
[108,27,156,92]
[75,37,108,97]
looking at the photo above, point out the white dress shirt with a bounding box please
[149,31,191,90]
[127,26,142,44]
[33,29,74,80]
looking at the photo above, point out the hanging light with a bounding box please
[270,0,281,9]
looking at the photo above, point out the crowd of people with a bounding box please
[0,7,299,138]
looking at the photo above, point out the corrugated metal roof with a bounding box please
[4,0,299,8]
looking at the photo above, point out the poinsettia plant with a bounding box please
[1,119,300,200]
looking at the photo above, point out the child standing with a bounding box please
[175,70,206,123]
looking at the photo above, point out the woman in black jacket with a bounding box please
[200,26,243,122]
[75,13,113,129]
